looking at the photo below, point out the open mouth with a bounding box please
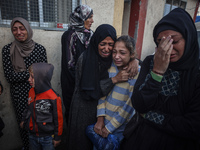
[101,51,110,56]
[17,36,24,40]
[170,54,176,58]
[114,60,121,64]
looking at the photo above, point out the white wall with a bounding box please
[141,0,165,60]
[122,1,131,35]
[82,0,115,31]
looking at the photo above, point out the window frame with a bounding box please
[0,0,79,31]
[163,0,187,16]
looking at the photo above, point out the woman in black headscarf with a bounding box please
[121,8,200,150]
[67,24,134,150]
[61,5,94,124]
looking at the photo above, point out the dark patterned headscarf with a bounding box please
[68,5,93,68]
[153,8,199,109]
[81,24,117,100]
[69,4,93,45]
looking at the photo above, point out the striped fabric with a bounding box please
[97,62,140,133]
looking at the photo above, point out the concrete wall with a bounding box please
[141,0,198,60]
[122,1,131,35]
[82,0,115,31]
[0,27,64,150]
[113,0,125,36]
[141,0,165,60]
[82,0,124,36]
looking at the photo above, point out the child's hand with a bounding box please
[101,127,110,138]
[94,116,104,136]
[20,121,24,128]
[53,140,61,147]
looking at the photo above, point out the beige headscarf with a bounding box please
[10,17,35,72]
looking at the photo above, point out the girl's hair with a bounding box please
[116,35,137,59]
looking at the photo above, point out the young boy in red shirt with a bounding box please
[20,62,63,150]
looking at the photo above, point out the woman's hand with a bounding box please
[101,127,110,138]
[111,70,129,84]
[125,59,139,78]
[94,116,105,135]
[153,36,173,75]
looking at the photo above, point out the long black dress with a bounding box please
[67,54,114,150]
[2,43,47,149]
[61,27,88,123]
[121,56,200,150]
[121,8,200,150]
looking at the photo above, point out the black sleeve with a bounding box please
[38,44,47,63]
[100,78,114,96]
[61,31,70,68]
[0,81,3,93]
[132,55,163,113]
[154,78,200,140]
[2,45,30,83]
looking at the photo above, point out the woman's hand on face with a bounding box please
[101,127,110,138]
[124,59,139,79]
[111,70,129,84]
[94,116,105,136]
[153,36,173,74]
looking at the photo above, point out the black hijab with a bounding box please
[81,24,117,100]
[153,8,199,107]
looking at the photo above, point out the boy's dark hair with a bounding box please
[116,35,137,59]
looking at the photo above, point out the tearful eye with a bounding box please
[172,41,179,44]
[100,44,105,46]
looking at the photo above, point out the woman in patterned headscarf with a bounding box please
[2,17,47,150]
[61,5,94,125]
[121,8,200,150]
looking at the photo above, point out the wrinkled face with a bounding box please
[113,41,134,70]
[28,72,35,87]
[156,30,185,62]
[98,36,115,58]
[84,14,94,30]
[12,22,28,42]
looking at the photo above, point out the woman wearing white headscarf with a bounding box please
[2,17,47,150]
